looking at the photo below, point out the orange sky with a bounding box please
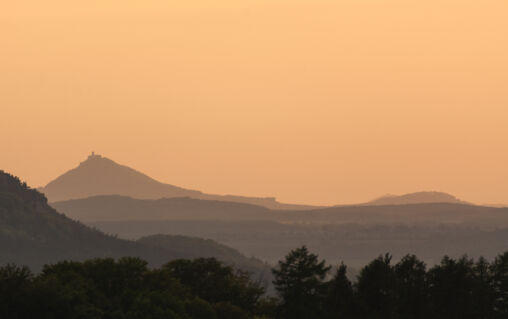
[1,0,507,205]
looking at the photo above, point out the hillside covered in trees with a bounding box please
[0,171,270,283]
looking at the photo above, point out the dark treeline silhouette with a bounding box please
[272,247,508,319]
[2,249,507,319]
[0,257,268,319]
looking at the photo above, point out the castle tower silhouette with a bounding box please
[88,151,101,159]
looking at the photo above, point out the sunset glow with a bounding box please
[2,0,507,205]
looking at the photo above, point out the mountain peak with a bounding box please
[365,191,468,206]
[39,154,317,210]
[38,154,193,203]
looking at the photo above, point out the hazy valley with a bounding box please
[42,154,508,267]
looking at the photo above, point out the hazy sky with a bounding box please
[1,0,507,205]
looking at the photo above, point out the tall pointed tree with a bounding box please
[491,252,508,318]
[356,253,396,319]
[324,263,356,319]
[272,246,331,319]
[394,254,429,319]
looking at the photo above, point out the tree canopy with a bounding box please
[1,249,507,319]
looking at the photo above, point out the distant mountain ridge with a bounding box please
[363,191,467,206]
[52,194,508,228]
[39,153,318,210]
[52,195,272,221]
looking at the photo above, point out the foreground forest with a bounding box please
[2,248,507,319]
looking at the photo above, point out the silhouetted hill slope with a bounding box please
[0,170,148,269]
[0,171,271,281]
[364,191,467,206]
[53,195,508,227]
[39,153,317,210]
[138,234,271,281]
